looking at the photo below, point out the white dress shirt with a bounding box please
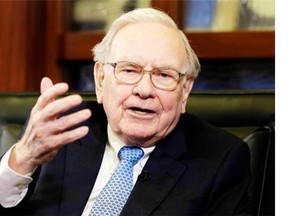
[0,124,155,215]
[0,146,33,207]
[82,125,154,215]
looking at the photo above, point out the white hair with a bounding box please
[92,8,200,78]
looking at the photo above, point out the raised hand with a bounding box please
[8,77,91,175]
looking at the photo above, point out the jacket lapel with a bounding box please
[55,101,188,215]
[121,121,188,215]
[59,102,108,215]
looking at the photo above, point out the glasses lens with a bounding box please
[115,62,142,83]
[152,68,179,90]
[111,61,182,90]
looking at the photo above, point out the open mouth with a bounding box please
[130,107,155,114]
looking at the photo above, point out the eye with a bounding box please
[154,69,177,80]
[123,68,138,73]
[118,64,141,74]
[159,72,173,78]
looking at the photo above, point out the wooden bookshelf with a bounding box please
[0,0,275,91]
[57,31,274,61]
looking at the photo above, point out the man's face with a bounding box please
[94,22,194,147]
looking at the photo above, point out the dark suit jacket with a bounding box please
[1,102,251,215]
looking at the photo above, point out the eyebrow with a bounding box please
[119,60,182,73]
[153,64,182,72]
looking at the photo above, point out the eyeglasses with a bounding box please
[105,61,186,91]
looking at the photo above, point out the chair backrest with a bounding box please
[0,90,275,215]
[185,90,275,215]
[244,126,274,215]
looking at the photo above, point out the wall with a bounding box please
[0,1,46,92]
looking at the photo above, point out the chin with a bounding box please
[123,129,167,147]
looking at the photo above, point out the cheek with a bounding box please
[160,91,183,114]
[151,92,184,139]
[102,75,124,103]
[102,82,131,120]
[102,92,122,127]
[158,92,184,126]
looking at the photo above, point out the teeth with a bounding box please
[134,110,147,114]
[131,107,153,113]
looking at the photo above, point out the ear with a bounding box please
[181,76,194,113]
[94,62,105,104]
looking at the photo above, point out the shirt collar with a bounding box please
[107,124,155,159]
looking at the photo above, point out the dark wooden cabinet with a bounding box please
[0,0,275,91]
[0,1,46,91]
[58,31,274,61]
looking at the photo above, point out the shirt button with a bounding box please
[17,184,25,190]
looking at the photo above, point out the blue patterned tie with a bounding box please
[89,146,144,216]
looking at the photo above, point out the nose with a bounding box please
[132,72,156,98]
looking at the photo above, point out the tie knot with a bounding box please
[118,146,144,166]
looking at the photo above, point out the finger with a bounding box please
[40,77,54,94]
[52,126,90,148]
[41,94,84,120]
[36,126,90,152]
[24,95,86,147]
[10,125,89,174]
[23,86,73,147]
[48,109,91,134]
[35,82,69,110]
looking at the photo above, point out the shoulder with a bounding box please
[179,113,249,160]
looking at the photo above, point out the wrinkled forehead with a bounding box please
[108,22,187,69]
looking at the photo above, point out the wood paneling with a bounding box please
[44,1,62,84]
[57,31,274,60]
[0,1,46,91]
[0,0,275,92]
[185,31,275,59]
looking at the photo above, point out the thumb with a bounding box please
[40,77,53,94]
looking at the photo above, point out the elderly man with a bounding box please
[0,8,251,215]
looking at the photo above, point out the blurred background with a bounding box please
[0,0,275,92]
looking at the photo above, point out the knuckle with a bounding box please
[44,107,57,118]
[55,118,69,131]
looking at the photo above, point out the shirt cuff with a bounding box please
[0,146,33,207]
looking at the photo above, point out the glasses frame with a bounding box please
[105,61,186,91]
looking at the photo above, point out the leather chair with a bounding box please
[185,91,275,215]
[0,90,275,215]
